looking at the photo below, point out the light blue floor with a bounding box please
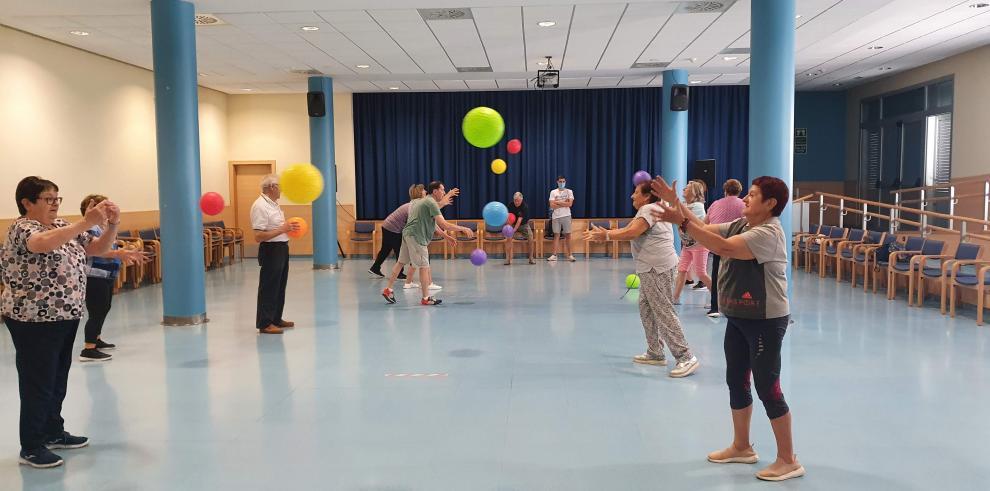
[1,258,988,490]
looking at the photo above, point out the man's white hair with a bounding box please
[261,174,279,191]
[513,192,523,200]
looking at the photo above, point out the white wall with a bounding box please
[0,24,356,219]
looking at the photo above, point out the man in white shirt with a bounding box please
[548,175,576,262]
[250,174,299,334]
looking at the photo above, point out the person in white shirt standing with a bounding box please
[251,175,300,334]
[548,175,576,262]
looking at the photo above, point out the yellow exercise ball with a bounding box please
[280,163,324,203]
[491,158,507,175]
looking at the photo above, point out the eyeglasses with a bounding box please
[39,197,63,205]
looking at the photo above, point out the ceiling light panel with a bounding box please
[472,7,527,72]
[522,5,574,71]
[561,3,627,70]
[369,9,457,73]
[675,0,750,67]
[317,10,422,73]
[597,2,678,70]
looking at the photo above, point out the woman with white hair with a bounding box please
[250,174,300,334]
[505,192,535,265]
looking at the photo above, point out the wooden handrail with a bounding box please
[793,193,816,203]
[900,192,987,205]
[813,192,990,229]
[968,233,990,242]
[891,173,990,194]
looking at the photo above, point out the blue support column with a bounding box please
[308,76,338,269]
[662,69,689,250]
[749,0,796,274]
[150,0,207,325]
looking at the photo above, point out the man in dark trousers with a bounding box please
[251,174,300,334]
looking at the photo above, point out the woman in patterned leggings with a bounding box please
[650,176,803,482]
[585,181,698,378]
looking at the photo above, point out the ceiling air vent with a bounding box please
[194,14,225,26]
[676,1,736,14]
[456,66,492,73]
[290,68,323,76]
[418,8,473,21]
[720,48,751,55]
[631,62,670,69]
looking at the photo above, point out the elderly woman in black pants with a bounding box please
[1,176,119,468]
[651,175,804,482]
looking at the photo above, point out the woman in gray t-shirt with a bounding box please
[649,176,804,483]
[584,182,698,378]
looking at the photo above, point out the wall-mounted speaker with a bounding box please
[670,84,689,111]
[307,91,326,117]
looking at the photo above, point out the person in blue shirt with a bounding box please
[78,195,149,362]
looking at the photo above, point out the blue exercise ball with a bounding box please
[482,201,509,227]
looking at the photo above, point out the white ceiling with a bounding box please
[1,0,988,94]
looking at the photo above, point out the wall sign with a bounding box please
[794,128,808,154]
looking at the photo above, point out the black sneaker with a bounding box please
[95,339,116,350]
[382,288,396,304]
[45,431,89,449]
[685,279,694,285]
[368,268,384,278]
[420,297,442,306]
[397,272,407,280]
[79,348,112,362]
[19,447,63,468]
[692,283,707,290]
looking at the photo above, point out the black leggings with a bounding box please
[84,277,114,344]
[724,315,790,419]
[709,254,721,312]
[371,229,404,273]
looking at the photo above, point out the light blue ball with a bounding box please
[482,201,509,227]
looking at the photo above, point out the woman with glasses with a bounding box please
[1,176,120,468]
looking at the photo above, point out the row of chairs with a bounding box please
[114,221,245,291]
[345,219,636,259]
[794,224,990,325]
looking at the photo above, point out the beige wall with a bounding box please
[845,44,990,181]
[0,24,356,222]
[226,93,356,206]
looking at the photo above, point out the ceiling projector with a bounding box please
[533,56,559,89]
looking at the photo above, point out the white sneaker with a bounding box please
[403,283,421,290]
[547,255,558,261]
[670,356,699,378]
[633,353,667,366]
[428,283,442,290]
[706,311,722,318]
[567,255,576,262]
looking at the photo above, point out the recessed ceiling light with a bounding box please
[723,56,738,61]
[241,88,253,91]
[388,86,400,90]
[867,45,883,50]
[795,14,803,19]
[970,3,989,8]
[300,26,320,31]
[879,66,893,71]
[832,82,843,87]
[690,80,702,84]
[537,61,548,66]
[356,64,370,69]
[69,30,90,36]
[198,73,207,77]
[537,21,556,27]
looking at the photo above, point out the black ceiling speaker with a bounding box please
[670,84,689,111]
[307,91,326,117]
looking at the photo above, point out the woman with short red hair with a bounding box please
[650,176,803,482]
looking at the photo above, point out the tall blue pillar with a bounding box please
[150,0,207,325]
[308,76,338,269]
[662,69,689,250]
[749,0,796,271]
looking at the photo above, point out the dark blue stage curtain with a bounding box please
[354,86,749,219]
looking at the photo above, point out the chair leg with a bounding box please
[836,259,842,283]
[940,278,947,315]
[979,285,985,326]
[907,273,915,306]
[949,284,957,318]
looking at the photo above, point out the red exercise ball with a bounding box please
[506,213,516,226]
[507,139,522,155]
[200,192,225,216]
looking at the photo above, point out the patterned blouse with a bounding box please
[1,218,94,322]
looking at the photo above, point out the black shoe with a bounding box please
[685,279,694,285]
[45,431,89,449]
[368,268,384,278]
[692,283,707,290]
[397,272,407,280]
[79,348,112,362]
[19,447,63,468]
[95,339,116,350]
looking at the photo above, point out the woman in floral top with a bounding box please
[1,176,119,469]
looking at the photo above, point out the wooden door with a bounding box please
[229,161,275,258]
